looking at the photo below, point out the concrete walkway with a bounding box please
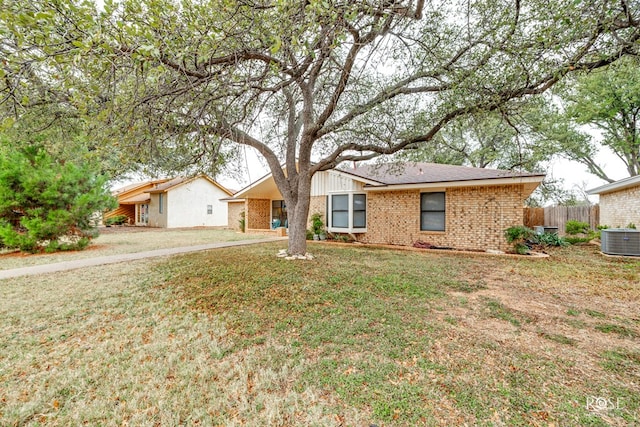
[0,237,287,280]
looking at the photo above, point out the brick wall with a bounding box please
[599,185,640,228]
[359,185,526,252]
[227,201,245,231]
[246,198,271,230]
[308,196,327,229]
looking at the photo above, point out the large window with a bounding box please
[420,192,445,231]
[353,194,366,228]
[331,194,349,228]
[329,193,366,231]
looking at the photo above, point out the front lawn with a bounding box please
[1,243,638,426]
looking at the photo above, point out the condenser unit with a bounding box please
[600,229,640,256]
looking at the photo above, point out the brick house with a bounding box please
[107,174,233,228]
[225,162,545,251]
[587,175,640,228]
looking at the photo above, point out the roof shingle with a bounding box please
[340,162,544,186]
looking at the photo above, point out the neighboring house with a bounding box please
[105,179,170,225]
[107,175,233,228]
[587,175,640,228]
[225,162,545,251]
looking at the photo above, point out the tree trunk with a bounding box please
[285,174,312,256]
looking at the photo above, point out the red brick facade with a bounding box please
[359,184,527,251]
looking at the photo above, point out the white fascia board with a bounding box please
[362,176,545,192]
[587,175,640,195]
[231,173,275,199]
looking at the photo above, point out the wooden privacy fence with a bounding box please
[524,205,600,234]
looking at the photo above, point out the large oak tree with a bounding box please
[2,0,639,255]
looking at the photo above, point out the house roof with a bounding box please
[112,179,169,197]
[586,175,640,195]
[340,162,545,186]
[145,174,234,196]
[120,193,151,204]
[227,162,545,200]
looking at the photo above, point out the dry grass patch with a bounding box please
[1,242,638,426]
[0,227,259,270]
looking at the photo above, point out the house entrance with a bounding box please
[272,200,287,228]
[137,203,149,225]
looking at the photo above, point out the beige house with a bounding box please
[107,175,233,228]
[226,162,545,251]
[587,175,640,228]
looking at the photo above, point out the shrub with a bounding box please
[504,225,535,254]
[565,220,590,235]
[565,236,593,245]
[626,223,637,229]
[105,214,128,226]
[0,146,116,253]
[310,212,325,235]
[531,232,569,247]
[238,211,245,232]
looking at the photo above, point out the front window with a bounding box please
[331,194,349,228]
[353,194,366,228]
[272,200,287,228]
[207,205,213,215]
[421,192,445,231]
[159,194,164,214]
[329,193,366,231]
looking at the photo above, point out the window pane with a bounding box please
[421,192,445,211]
[421,212,445,231]
[332,211,349,228]
[353,194,366,210]
[332,194,348,211]
[353,211,366,228]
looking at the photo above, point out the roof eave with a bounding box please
[587,175,640,195]
[362,175,546,191]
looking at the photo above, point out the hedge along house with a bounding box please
[226,162,545,251]
[587,175,640,228]
[107,175,233,228]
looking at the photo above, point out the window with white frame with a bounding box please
[420,192,445,231]
[207,205,213,214]
[159,193,164,214]
[328,192,366,231]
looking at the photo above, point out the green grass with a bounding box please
[595,323,638,338]
[1,243,638,426]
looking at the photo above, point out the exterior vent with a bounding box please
[600,229,640,256]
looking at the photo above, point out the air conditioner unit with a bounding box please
[600,229,640,256]
[534,226,558,235]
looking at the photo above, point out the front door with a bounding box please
[137,203,149,225]
[272,200,287,228]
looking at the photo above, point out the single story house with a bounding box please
[225,162,545,251]
[587,175,640,228]
[106,174,233,228]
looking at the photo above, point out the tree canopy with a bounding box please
[532,57,640,183]
[2,0,639,254]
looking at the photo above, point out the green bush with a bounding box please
[105,214,128,226]
[504,225,535,254]
[565,236,593,245]
[565,220,590,235]
[0,146,116,253]
[531,232,569,247]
